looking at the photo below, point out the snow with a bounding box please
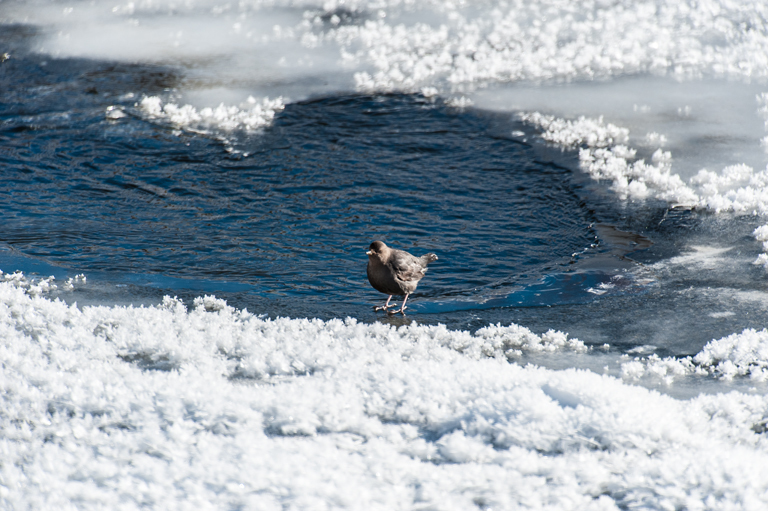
[5,0,768,507]
[6,0,768,131]
[519,112,768,213]
[1,273,768,508]
[137,95,285,133]
[622,328,768,384]
[332,0,768,88]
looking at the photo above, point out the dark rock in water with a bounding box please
[366,240,438,315]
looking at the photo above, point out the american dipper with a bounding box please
[366,240,438,314]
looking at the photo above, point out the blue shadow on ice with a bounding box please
[405,270,648,314]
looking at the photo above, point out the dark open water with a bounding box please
[2,30,766,357]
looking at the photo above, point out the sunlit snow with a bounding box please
[1,274,768,509]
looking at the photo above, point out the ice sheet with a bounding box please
[1,273,768,509]
[5,0,768,128]
[519,110,768,212]
[473,78,768,183]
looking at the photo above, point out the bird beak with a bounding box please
[366,250,373,255]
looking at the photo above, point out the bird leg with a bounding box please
[389,294,409,315]
[374,295,394,311]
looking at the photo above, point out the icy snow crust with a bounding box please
[520,112,768,213]
[138,95,285,133]
[621,328,768,385]
[5,0,768,130]
[2,275,768,510]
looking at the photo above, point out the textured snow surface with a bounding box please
[7,0,768,129]
[753,224,768,269]
[2,275,768,509]
[138,95,285,133]
[622,328,768,384]
[329,0,768,90]
[521,112,768,213]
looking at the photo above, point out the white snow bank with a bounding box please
[695,329,768,381]
[11,0,768,89]
[2,275,768,509]
[7,0,768,132]
[138,95,285,134]
[1,270,85,296]
[333,0,768,91]
[521,111,768,213]
[622,328,768,384]
[519,104,768,267]
[753,224,768,269]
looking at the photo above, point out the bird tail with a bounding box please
[420,253,438,265]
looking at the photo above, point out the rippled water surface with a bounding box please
[1,41,766,356]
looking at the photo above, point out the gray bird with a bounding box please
[366,240,438,314]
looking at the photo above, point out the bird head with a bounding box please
[367,240,387,256]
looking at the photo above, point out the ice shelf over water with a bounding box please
[1,274,768,509]
[520,111,768,213]
[4,0,768,124]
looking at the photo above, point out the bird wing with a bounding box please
[389,251,426,283]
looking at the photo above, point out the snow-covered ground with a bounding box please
[1,273,768,509]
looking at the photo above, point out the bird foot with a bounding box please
[374,304,394,312]
[387,306,407,315]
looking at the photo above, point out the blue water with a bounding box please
[2,30,766,356]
